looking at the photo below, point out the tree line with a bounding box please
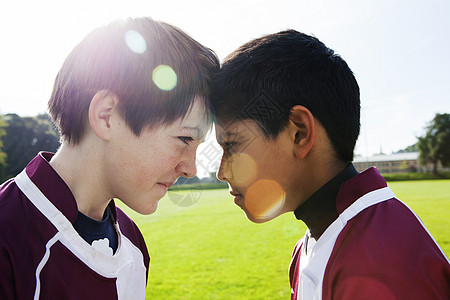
[0,112,449,183]
[418,113,450,174]
[0,114,60,182]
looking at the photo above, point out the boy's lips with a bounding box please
[158,181,174,188]
[230,190,244,206]
[156,181,175,193]
[230,191,241,197]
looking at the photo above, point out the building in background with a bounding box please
[354,151,450,174]
[353,152,420,174]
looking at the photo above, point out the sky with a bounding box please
[1,0,449,176]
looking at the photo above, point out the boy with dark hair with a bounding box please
[211,30,450,299]
[0,17,219,299]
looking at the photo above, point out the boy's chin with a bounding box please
[241,179,286,223]
[139,205,158,215]
[124,199,159,215]
[242,197,286,224]
[244,210,279,223]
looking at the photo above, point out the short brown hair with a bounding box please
[211,30,360,162]
[49,17,219,144]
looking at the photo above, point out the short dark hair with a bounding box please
[211,30,360,162]
[49,17,219,144]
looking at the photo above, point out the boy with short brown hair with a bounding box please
[0,17,218,299]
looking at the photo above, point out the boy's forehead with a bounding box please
[177,96,211,138]
[215,119,259,142]
[181,125,206,139]
[176,115,210,138]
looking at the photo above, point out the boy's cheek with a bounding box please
[244,179,286,221]
[227,152,258,186]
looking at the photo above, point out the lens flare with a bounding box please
[227,152,257,186]
[245,179,286,220]
[152,65,177,91]
[124,30,147,54]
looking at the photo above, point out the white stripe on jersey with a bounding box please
[34,233,60,300]
[15,170,147,299]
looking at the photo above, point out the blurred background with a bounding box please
[0,2,449,299]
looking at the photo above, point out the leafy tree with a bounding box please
[0,116,7,180]
[1,113,60,181]
[418,113,450,174]
[396,143,418,153]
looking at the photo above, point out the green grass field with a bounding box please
[117,180,450,299]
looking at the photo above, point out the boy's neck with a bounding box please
[49,142,111,221]
[294,163,358,240]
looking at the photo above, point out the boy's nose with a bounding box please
[216,166,225,182]
[216,156,231,182]
[177,155,197,178]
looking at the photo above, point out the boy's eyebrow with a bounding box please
[217,130,239,144]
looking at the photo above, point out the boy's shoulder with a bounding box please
[0,177,16,204]
[0,179,20,235]
[0,177,39,225]
[0,176,57,262]
[323,197,450,298]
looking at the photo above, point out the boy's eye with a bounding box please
[223,141,235,151]
[178,136,194,144]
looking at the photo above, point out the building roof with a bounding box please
[353,152,419,163]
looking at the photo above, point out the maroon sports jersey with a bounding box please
[289,167,450,299]
[0,152,150,299]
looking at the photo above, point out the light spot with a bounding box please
[152,65,177,91]
[124,30,146,54]
[245,179,285,220]
[227,152,257,186]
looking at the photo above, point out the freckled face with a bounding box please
[216,120,296,223]
[106,98,210,214]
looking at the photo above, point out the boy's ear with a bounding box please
[289,105,315,159]
[88,90,118,141]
